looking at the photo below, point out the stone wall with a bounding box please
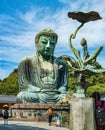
[11,103,69,127]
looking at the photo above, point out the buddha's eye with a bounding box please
[41,41,47,44]
[50,42,55,45]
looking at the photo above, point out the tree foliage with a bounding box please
[0,69,18,95]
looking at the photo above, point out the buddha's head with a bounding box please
[35,28,58,57]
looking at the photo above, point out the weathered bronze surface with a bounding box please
[17,28,68,103]
[67,11,105,96]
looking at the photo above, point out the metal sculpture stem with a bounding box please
[69,23,84,69]
[71,23,84,39]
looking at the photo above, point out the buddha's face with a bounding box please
[37,35,56,57]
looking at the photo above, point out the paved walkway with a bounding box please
[0,121,69,130]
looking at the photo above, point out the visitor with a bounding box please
[92,92,105,130]
[2,108,9,125]
[53,113,60,127]
[47,107,53,126]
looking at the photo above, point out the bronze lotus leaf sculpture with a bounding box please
[67,11,104,74]
[67,11,102,39]
[68,11,102,24]
[66,11,105,94]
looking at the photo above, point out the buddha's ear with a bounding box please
[35,42,38,50]
[35,41,40,52]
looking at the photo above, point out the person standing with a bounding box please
[92,92,105,130]
[2,108,9,125]
[47,107,53,126]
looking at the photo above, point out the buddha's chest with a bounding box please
[40,61,56,84]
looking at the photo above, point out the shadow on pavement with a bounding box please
[0,124,48,130]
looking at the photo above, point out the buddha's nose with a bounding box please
[46,41,50,48]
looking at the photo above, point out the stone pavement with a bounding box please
[0,120,69,130]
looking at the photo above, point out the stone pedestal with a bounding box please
[70,98,95,130]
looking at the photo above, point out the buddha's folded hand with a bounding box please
[27,85,41,92]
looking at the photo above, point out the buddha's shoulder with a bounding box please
[20,55,37,63]
[55,57,66,66]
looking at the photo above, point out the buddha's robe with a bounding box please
[17,55,68,103]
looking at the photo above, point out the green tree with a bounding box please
[0,69,18,95]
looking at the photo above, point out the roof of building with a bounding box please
[0,95,16,103]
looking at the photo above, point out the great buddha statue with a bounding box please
[16,28,68,103]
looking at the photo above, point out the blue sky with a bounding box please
[0,0,105,80]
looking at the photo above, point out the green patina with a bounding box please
[67,11,105,96]
[17,28,68,103]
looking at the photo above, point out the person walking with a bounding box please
[47,107,53,126]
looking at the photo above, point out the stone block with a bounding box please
[70,97,95,130]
